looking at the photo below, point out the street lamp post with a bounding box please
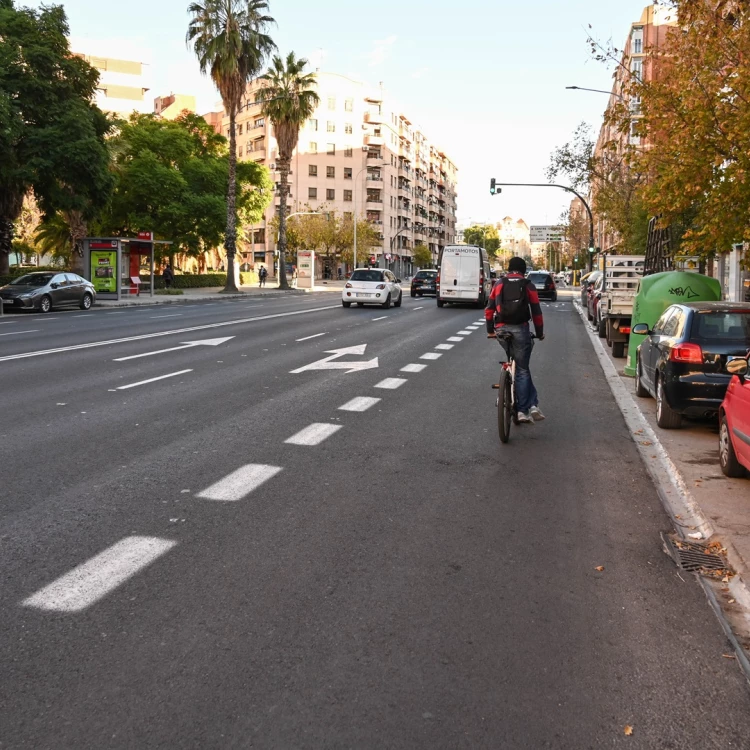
[565,85,625,101]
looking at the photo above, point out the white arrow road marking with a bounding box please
[22,536,177,613]
[285,423,342,446]
[339,396,381,412]
[290,344,379,374]
[116,369,193,390]
[197,464,282,502]
[113,337,235,362]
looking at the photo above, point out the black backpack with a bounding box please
[499,277,531,324]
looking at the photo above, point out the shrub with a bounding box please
[140,273,226,289]
[155,288,184,295]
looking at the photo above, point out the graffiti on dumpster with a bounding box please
[668,285,700,299]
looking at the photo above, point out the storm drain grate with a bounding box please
[661,532,733,576]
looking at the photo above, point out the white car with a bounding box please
[342,268,403,308]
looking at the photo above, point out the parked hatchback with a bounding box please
[0,272,96,313]
[527,271,557,301]
[410,270,438,297]
[718,358,750,477]
[633,302,750,428]
[342,268,402,309]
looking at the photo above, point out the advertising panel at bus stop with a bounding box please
[90,240,118,294]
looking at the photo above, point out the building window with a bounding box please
[345,98,353,112]
[344,123,353,135]
[344,167,352,179]
[327,143,335,155]
[344,190,353,202]
[327,121,335,133]
[327,189,335,200]
[254,117,265,128]
[238,124,243,135]
[327,166,335,178]
[634,38,642,54]
[328,97,336,110]
[309,142,318,153]
[309,187,318,199]
[344,146,353,157]
[309,118,318,131]
[309,164,317,176]
[238,145,243,156]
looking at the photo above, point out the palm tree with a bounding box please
[187,0,275,293]
[256,53,319,290]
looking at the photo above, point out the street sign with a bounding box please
[530,226,566,243]
[290,344,379,374]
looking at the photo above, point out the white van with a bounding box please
[436,245,493,308]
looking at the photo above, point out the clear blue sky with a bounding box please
[27,0,643,228]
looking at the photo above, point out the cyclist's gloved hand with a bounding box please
[537,334,545,341]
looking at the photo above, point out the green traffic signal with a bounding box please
[490,178,496,195]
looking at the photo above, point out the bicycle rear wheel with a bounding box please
[497,368,512,443]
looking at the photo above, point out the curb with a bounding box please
[574,299,750,680]
[96,289,309,308]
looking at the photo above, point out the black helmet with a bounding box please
[508,256,527,275]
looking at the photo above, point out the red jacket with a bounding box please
[484,274,544,337]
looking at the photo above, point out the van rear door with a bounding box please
[441,246,480,302]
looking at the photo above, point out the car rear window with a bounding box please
[528,273,550,285]
[415,271,437,279]
[350,270,384,282]
[691,311,750,342]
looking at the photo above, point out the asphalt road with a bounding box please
[2,290,750,749]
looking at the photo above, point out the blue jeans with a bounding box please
[498,323,538,414]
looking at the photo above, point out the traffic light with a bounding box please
[490,178,496,195]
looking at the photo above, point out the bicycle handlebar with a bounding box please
[487,331,539,340]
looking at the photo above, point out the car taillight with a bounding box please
[620,326,631,334]
[436,274,440,287]
[376,283,385,289]
[670,343,703,363]
[345,282,352,288]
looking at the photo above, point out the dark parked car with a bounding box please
[410,269,438,297]
[580,270,602,306]
[0,272,96,313]
[633,302,750,428]
[527,271,557,301]
[587,273,605,323]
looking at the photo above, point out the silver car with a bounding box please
[0,272,97,313]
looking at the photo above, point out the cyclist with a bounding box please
[485,256,545,423]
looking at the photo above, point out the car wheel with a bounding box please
[597,314,606,337]
[80,293,93,310]
[357,302,364,307]
[342,300,351,308]
[394,291,402,308]
[720,416,746,477]
[410,291,416,297]
[635,356,649,398]
[39,295,52,313]
[381,294,391,309]
[612,341,625,358]
[437,298,444,308]
[552,293,558,302]
[656,376,681,429]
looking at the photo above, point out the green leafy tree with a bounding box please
[463,224,499,257]
[0,0,114,274]
[413,242,432,269]
[187,0,275,292]
[103,112,273,261]
[34,213,73,266]
[256,53,320,289]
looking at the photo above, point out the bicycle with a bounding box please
[488,330,536,443]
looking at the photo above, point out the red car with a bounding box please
[719,357,750,477]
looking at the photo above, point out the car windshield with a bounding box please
[691,311,750,342]
[415,271,437,279]
[528,273,549,285]
[10,273,54,287]
[350,270,384,282]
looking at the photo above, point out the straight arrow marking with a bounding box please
[113,337,235,361]
[290,344,378,374]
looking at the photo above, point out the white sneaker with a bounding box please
[517,411,534,424]
[529,406,546,421]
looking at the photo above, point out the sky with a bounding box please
[26,0,645,229]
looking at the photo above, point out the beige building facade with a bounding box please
[154,93,197,120]
[214,71,458,277]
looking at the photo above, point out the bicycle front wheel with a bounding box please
[497,368,512,443]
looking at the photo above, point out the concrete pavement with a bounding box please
[2,293,750,748]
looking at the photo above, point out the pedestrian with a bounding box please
[259,265,267,287]
[163,264,174,289]
[292,266,298,288]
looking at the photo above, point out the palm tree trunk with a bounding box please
[223,109,240,293]
[277,156,291,290]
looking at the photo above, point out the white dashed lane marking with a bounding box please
[435,344,453,350]
[446,337,463,342]
[285,423,342,446]
[339,396,381,412]
[372,316,388,321]
[116,369,193,390]
[375,377,408,389]
[296,332,326,342]
[413,307,424,311]
[457,330,472,335]
[22,536,177,613]
[420,352,442,360]
[401,364,427,373]
[0,330,39,337]
[197,464,282,502]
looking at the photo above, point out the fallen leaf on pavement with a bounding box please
[640,440,653,446]
[595,566,605,572]
[624,725,634,736]
[729,598,736,604]
[723,653,737,659]
[722,575,730,583]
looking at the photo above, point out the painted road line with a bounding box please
[375,377,408,389]
[467,326,480,330]
[372,316,388,321]
[113,337,234,362]
[435,344,454,350]
[116,369,193,390]
[0,304,341,363]
[338,396,381,412]
[446,337,463,342]
[150,314,184,319]
[197,463,282,502]
[32,317,59,321]
[22,536,177,613]
[457,330,472,335]
[296,332,326,342]
[420,352,442,360]
[401,364,427,373]
[0,330,39,337]
[106,312,126,315]
[285,423,343,446]
[413,307,424,311]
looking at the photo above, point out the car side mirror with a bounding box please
[727,358,749,378]
[396,278,402,284]
[50,282,59,289]
[632,323,651,336]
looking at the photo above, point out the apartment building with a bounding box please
[71,39,151,117]
[154,93,197,120]
[216,71,458,277]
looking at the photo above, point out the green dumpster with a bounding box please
[624,271,721,376]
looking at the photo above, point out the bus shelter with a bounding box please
[82,233,172,300]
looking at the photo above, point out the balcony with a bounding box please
[365,134,384,146]
[366,175,383,182]
[366,199,384,210]
[367,151,382,160]
[364,111,384,124]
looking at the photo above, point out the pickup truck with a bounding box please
[594,255,644,358]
